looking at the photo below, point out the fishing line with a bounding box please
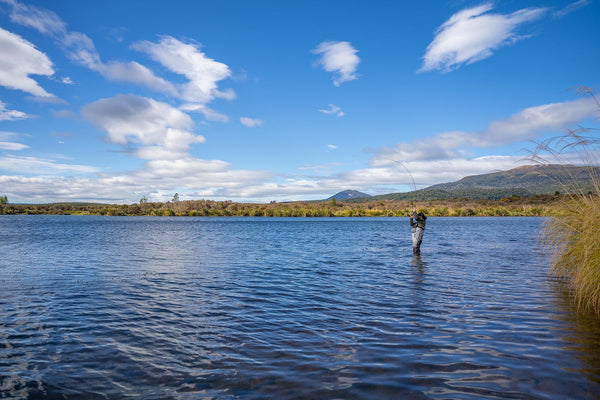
[383,159,417,192]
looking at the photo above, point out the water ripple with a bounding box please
[1,216,599,399]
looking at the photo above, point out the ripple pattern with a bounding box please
[1,216,599,399]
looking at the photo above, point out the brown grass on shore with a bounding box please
[536,86,600,315]
[0,194,566,217]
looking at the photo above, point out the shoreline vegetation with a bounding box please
[0,194,576,217]
[538,86,600,316]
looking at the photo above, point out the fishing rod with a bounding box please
[382,158,418,214]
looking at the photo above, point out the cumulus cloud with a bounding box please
[0,158,272,203]
[96,61,177,96]
[0,27,55,97]
[372,97,599,169]
[1,0,174,96]
[216,154,534,200]
[420,3,546,72]
[82,94,204,160]
[3,0,235,122]
[0,100,30,121]
[73,93,274,202]
[133,36,233,105]
[366,96,600,194]
[481,97,599,145]
[319,104,344,117]
[240,117,263,127]
[0,174,138,203]
[312,41,360,86]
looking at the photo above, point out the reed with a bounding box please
[536,87,600,315]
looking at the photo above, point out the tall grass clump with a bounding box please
[534,87,600,315]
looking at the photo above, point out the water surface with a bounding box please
[1,216,599,399]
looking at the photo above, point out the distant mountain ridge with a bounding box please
[328,190,371,200]
[426,164,596,192]
[339,164,600,202]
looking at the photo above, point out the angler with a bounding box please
[410,210,427,255]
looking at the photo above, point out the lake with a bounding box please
[1,216,599,399]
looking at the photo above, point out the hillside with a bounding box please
[346,164,600,202]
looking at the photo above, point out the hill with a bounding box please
[328,190,371,200]
[345,164,600,202]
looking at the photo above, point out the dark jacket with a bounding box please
[410,212,427,230]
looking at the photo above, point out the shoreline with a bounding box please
[0,195,570,217]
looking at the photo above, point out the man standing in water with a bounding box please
[410,210,427,255]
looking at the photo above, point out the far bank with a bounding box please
[0,194,574,217]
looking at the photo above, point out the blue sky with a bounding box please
[0,0,598,203]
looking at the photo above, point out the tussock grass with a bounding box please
[543,192,600,314]
[536,86,600,315]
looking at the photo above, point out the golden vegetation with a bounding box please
[0,195,566,217]
[537,86,600,315]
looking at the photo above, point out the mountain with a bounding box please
[328,190,372,200]
[426,164,597,193]
[344,164,600,202]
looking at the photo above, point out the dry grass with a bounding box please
[536,86,600,315]
[543,192,600,314]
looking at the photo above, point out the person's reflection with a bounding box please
[411,254,425,308]
[411,253,424,270]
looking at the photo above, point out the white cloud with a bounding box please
[60,30,102,68]
[82,94,204,160]
[0,100,30,121]
[0,157,272,203]
[58,32,175,98]
[420,3,546,72]
[231,154,538,201]
[319,104,344,117]
[0,27,55,97]
[371,97,599,168]
[61,76,73,85]
[240,117,263,127]
[133,36,233,104]
[481,97,599,145]
[327,144,337,151]
[2,0,175,97]
[1,0,65,35]
[1,0,99,69]
[0,174,137,203]
[96,61,178,96]
[0,155,97,175]
[180,104,229,122]
[554,0,590,18]
[3,1,235,122]
[312,41,360,86]
[0,142,28,150]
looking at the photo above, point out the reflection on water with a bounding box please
[0,216,599,399]
[548,280,600,386]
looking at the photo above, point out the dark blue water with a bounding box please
[1,216,599,399]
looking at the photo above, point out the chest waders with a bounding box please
[409,212,426,255]
[412,225,424,255]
